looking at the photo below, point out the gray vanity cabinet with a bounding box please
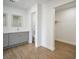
[9,32,29,46]
[3,32,29,48]
[3,34,9,47]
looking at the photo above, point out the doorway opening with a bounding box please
[31,12,36,45]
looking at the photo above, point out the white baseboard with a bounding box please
[56,39,76,45]
[40,44,55,51]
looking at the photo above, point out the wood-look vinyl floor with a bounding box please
[3,41,76,59]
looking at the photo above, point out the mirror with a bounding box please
[12,15,22,27]
[3,13,7,27]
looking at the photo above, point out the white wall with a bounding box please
[55,7,76,45]
[37,3,42,47]
[3,6,30,33]
[28,4,55,51]
[40,4,55,51]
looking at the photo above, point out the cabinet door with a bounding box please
[9,32,29,46]
[3,34,9,47]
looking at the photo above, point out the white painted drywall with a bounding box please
[28,4,55,51]
[55,7,76,45]
[3,6,30,33]
[40,4,55,51]
[37,3,42,47]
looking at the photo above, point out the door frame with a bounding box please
[29,11,39,47]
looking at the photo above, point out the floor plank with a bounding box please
[3,41,76,59]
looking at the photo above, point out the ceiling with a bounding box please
[3,0,37,10]
[3,0,75,10]
[55,1,76,12]
[42,0,75,8]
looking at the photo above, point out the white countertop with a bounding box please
[3,27,30,34]
[3,29,30,34]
